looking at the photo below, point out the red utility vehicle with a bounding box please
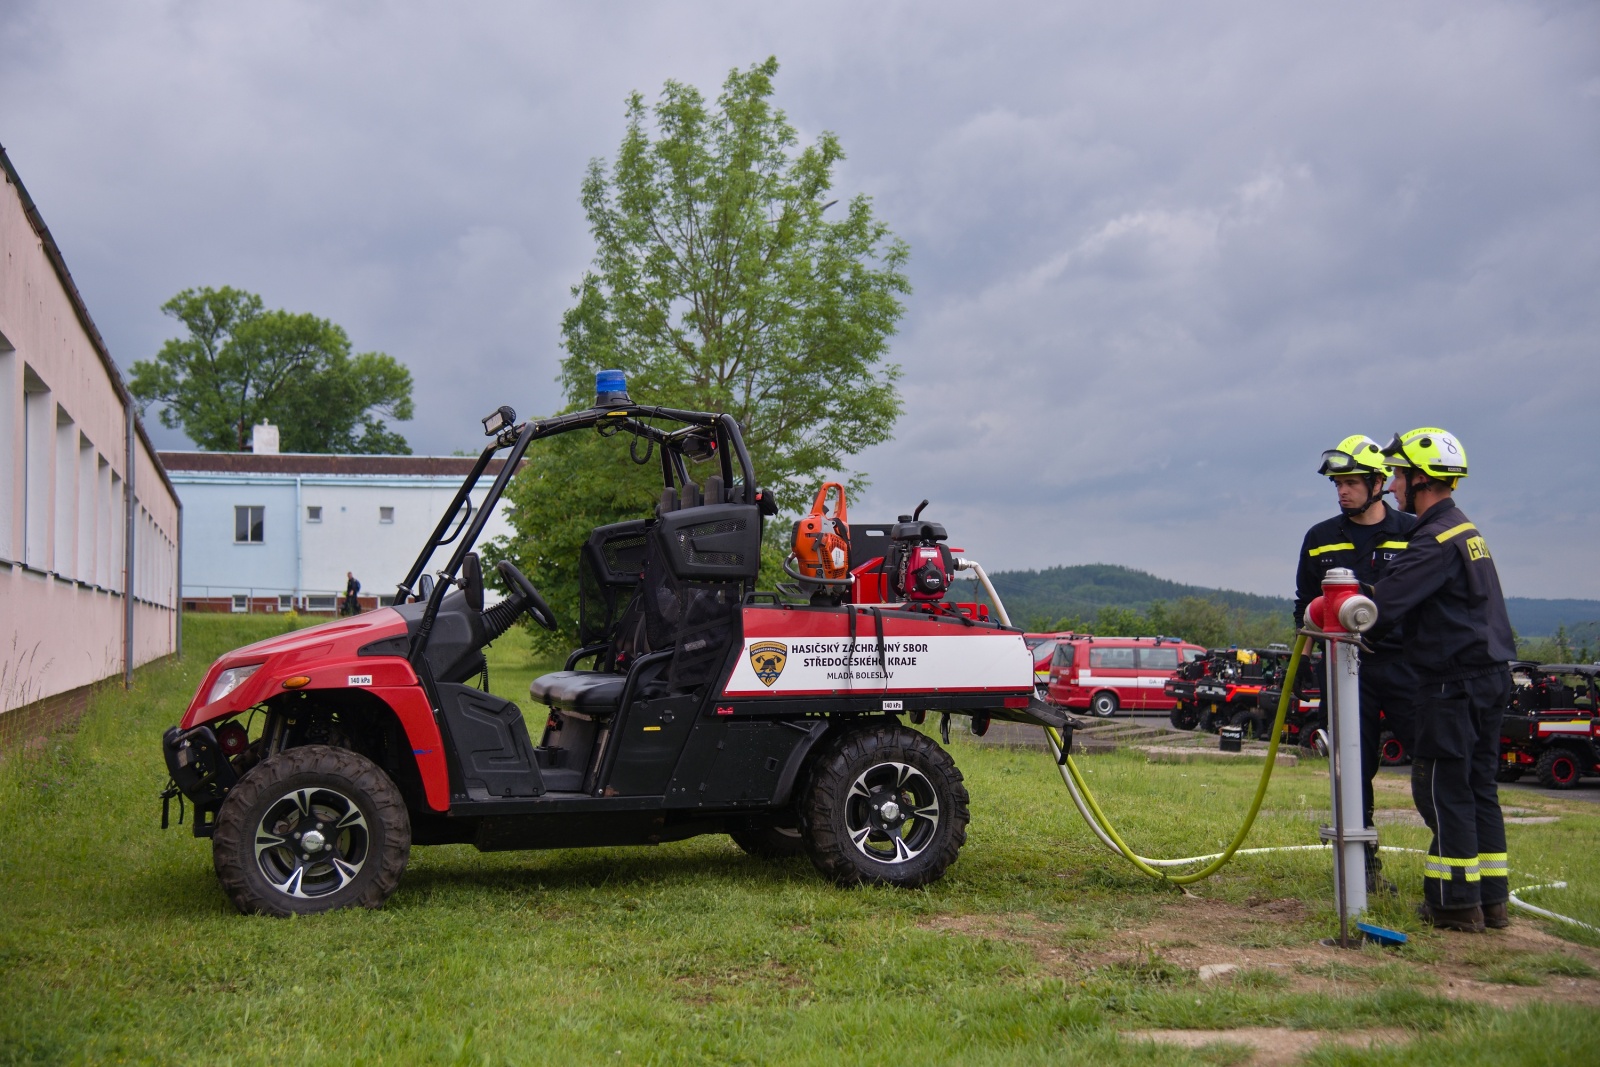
[1498,663,1599,789]
[160,379,1066,916]
[1045,635,1205,717]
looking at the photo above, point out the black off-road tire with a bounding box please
[1299,715,1329,756]
[1230,709,1268,741]
[212,745,411,917]
[801,723,969,888]
[1536,747,1582,790]
[1379,730,1409,767]
[729,814,806,859]
[1169,704,1200,731]
[1090,691,1119,718]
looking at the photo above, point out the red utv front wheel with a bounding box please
[212,745,411,916]
[1536,747,1583,790]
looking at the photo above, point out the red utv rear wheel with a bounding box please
[1536,747,1582,790]
[801,723,969,888]
[1169,703,1200,731]
[212,745,411,916]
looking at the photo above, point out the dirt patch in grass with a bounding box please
[918,894,1600,1009]
[1123,1026,1412,1066]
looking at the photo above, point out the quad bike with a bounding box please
[160,375,1067,916]
[1168,646,1291,737]
[1255,651,1409,763]
[1498,663,1600,789]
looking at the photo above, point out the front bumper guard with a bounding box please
[160,725,239,837]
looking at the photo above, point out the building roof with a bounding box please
[158,452,522,477]
[1,143,179,501]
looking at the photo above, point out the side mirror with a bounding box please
[462,553,484,612]
[417,573,435,601]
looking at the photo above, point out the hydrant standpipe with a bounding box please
[1307,566,1379,947]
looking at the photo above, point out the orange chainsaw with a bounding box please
[789,482,852,585]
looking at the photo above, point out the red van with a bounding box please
[1024,632,1077,696]
[1046,636,1206,716]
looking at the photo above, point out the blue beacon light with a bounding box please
[595,369,630,407]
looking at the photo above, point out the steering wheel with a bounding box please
[496,559,558,631]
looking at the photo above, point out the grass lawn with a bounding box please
[3,614,1600,1065]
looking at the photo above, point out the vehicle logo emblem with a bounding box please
[748,641,788,687]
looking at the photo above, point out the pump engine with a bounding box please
[888,500,956,604]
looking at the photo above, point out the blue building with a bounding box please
[162,430,516,613]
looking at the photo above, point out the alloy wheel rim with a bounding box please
[844,761,940,864]
[253,786,370,899]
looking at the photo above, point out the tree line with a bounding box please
[1028,596,1294,650]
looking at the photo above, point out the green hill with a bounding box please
[987,564,1600,648]
[988,564,1291,628]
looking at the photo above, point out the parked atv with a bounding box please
[1498,663,1599,789]
[160,377,1065,916]
[1168,646,1291,737]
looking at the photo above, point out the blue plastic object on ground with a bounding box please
[1356,921,1407,947]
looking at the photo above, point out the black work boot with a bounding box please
[1365,843,1396,896]
[1418,901,1486,933]
[1483,902,1510,929]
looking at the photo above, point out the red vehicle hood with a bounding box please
[184,608,409,723]
[221,611,402,663]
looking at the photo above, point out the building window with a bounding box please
[377,594,396,607]
[231,594,248,613]
[22,365,51,570]
[307,594,337,611]
[278,594,294,611]
[306,506,322,523]
[0,344,14,562]
[234,505,265,543]
[379,506,395,523]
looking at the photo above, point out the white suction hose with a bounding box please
[955,558,1009,626]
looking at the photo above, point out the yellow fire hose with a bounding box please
[1037,634,1599,932]
[1040,634,1308,884]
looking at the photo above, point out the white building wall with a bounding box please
[171,471,512,605]
[0,151,181,720]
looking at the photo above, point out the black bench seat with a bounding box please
[528,671,627,715]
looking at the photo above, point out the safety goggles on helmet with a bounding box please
[1317,435,1389,478]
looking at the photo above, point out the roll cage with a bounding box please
[392,401,768,691]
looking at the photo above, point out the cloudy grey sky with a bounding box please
[4,1,1596,599]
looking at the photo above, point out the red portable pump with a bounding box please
[889,500,955,604]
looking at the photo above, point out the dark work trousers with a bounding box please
[1411,669,1511,909]
[1359,655,1417,829]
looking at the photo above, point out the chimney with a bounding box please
[251,421,280,455]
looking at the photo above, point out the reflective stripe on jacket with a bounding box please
[1294,504,1417,658]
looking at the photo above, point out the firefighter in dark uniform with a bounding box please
[1369,427,1514,933]
[1294,435,1418,894]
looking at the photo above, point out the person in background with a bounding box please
[343,571,362,616]
[1368,427,1513,933]
[1294,435,1418,894]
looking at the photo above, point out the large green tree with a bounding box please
[129,286,414,453]
[495,58,910,650]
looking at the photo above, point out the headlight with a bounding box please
[207,664,262,705]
